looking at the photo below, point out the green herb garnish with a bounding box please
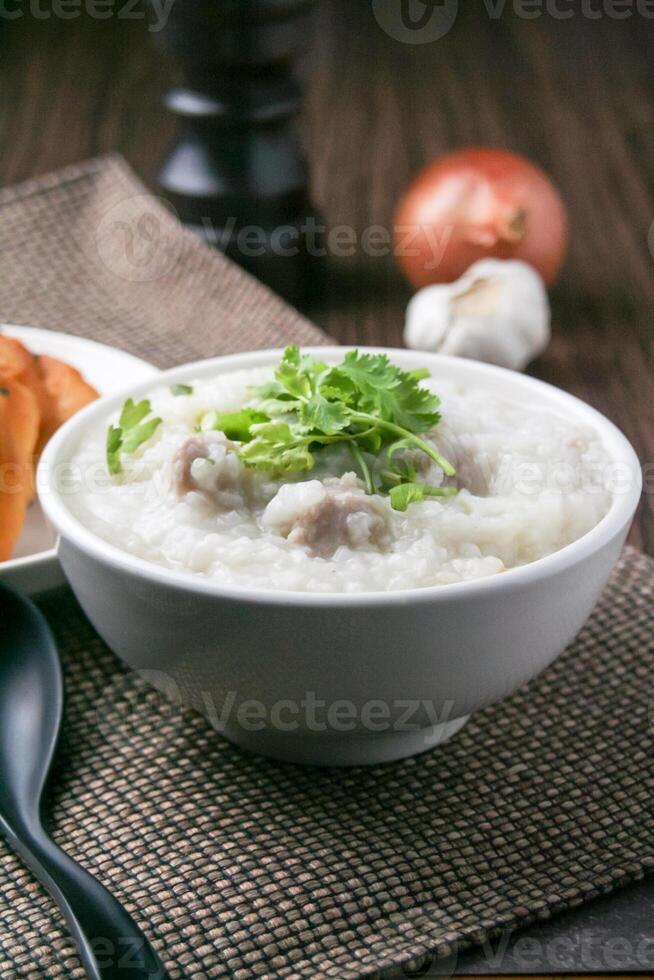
[203,347,456,510]
[106,398,162,475]
[199,408,269,442]
[106,425,123,475]
[389,482,458,512]
[170,383,193,397]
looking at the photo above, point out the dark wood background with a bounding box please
[0,0,651,553]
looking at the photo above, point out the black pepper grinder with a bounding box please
[149,0,317,304]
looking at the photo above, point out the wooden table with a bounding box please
[0,6,651,974]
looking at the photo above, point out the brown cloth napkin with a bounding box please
[0,155,327,366]
[0,157,652,979]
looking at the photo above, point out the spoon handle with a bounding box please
[4,822,169,979]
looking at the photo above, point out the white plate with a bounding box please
[0,325,159,595]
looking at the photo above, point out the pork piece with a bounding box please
[173,432,250,510]
[262,474,391,558]
[451,443,490,496]
[392,434,489,496]
[174,435,212,495]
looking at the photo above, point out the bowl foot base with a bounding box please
[220,714,470,767]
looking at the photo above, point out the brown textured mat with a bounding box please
[0,158,652,979]
[0,155,327,367]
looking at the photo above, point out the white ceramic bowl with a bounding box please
[38,348,642,766]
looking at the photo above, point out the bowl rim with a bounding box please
[38,346,642,608]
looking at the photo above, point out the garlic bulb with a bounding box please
[404,259,551,371]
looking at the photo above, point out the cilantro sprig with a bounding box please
[170,383,193,397]
[106,398,162,475]
[201,347,456,510]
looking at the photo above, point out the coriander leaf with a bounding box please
[239,421,314,475]
[318,372,357,404]
[328,350,441,431]
[279,345,300,369]
[219,348,456,503]
[318,383,355,404]
[106,425,123,475]
[107,397,162,474]
[323,354,396,419]
[119,398,151,431]
[170,383,193,397]
[384,382,441,433]
[202,408,270,442]
[122,416,162,454]
[332,350,400,393]
[250,421,292,441]
[256,397,302,417]
[298,394,351,434]
[356,375,440,432]
[275,349,311,399]
[254,380,299,402]
[389,483,425,511]
[297,350,328,384]
[390,482,457,511]
[274,345,327,400]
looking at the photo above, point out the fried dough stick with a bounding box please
[0,379,40,560]
[0,337,99,452]
[0,335,99,560]
[34,354,99,449]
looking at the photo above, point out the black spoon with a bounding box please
[0,582,169,979]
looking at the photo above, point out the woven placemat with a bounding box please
[0,155,327,366]
[0,158,652,979]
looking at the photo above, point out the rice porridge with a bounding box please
[66,351,613,593]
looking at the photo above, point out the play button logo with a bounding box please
[372,0,459,43]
